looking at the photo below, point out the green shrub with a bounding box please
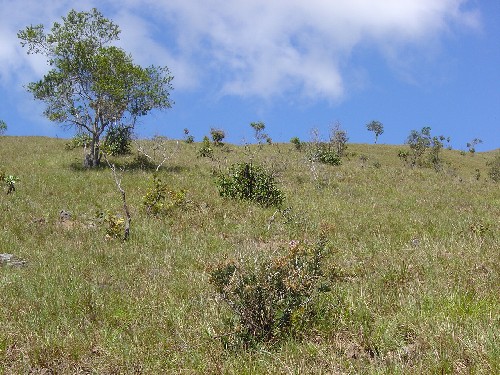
[0,120,7,135]
[250,121,269,145]
[487,151,500,182]
[183,128,194,143]
[290,137,302,150]
[217,162,284,208]
[142,174,187,216]
[308,144,342,166]
[405,127,449,169]
[102,125,132,156]
[210,128,226,146]
[0,170,19,194]
[329,123,348,157]
[95,211,125,239]
[198,136,213,158]
[65,132,92,150]
[467,138,482,155]
[209,236,332,346]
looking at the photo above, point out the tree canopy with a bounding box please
[18,8,174,167]
[0,120,6,135]
[366,120,384,144]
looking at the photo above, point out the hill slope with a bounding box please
[1,136,499,373]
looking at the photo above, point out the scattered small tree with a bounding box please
[0,120,6,135]
[329,123,348,157]
[406,127,449,169]
[467,138,483,156]
[18,8,173,168]
[210,128,226,146]
[183,128,194,144]
[250,121,270,146]
[366,120,384,144]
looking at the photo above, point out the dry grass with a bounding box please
[0,136,498,374]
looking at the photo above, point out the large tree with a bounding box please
[18,8,173,167]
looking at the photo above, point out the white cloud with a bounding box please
[0,0,481,102]
[141,0,480,101]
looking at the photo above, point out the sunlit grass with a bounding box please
[0,136,498,373]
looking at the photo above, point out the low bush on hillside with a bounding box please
[198,136,214,158]
[102,125,132,156]
[142,174,187,216]
[308,144,342,166]
[209,235,332,347]
[487,151,500,182]
[0,169,19,194]
[65,132,92,150]
[290,136,302,150]
[217,162,284,207]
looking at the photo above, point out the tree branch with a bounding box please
[102,153,131,240]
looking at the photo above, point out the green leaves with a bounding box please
[0,120,6,135]
[18,8,173,167]
[217,162,284,208]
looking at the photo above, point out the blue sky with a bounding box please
[0,0,498,150]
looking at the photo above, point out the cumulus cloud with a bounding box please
[0,0,480,102]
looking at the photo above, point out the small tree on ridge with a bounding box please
[366,120,384,144]
[18,8,174,167]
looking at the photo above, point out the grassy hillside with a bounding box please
[1,136,499,374]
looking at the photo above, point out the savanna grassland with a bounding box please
[1,136,499,374]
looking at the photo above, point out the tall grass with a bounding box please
[0,136,498,373]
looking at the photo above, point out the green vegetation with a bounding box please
[210,128,226,146]
[209,234,331,347]
[197,135,213,158]
[406,126,450,169]
[467,138,483,156]
[250,121,271,145]
[0,120,6,135]
[217,162,284,208]
[18,8,173,167]
[487,151,500,182]
[366,120,384,144]
[0,136,498,373]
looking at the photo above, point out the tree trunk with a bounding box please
[84,134,101,168]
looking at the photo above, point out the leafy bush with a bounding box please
[65,132,92,150]
[406,127,449,169]
[397,149,409,165]
[0,170,19,194]
[308,143,342,166]
[250,121,270,145]
[217,162,284,208]
[142,174,187,215]
[487,151,500,182]
[102,125,132,156]
[467,138,482,155]
[183,128,194,143]
[366,120,384,144]
[210,128,226,146]
[95,211,125,239]
[329,123,348,157]
[290,137,302,150]
[0,120,6,135]
[209,236,332,346]
[198,136,213,158]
